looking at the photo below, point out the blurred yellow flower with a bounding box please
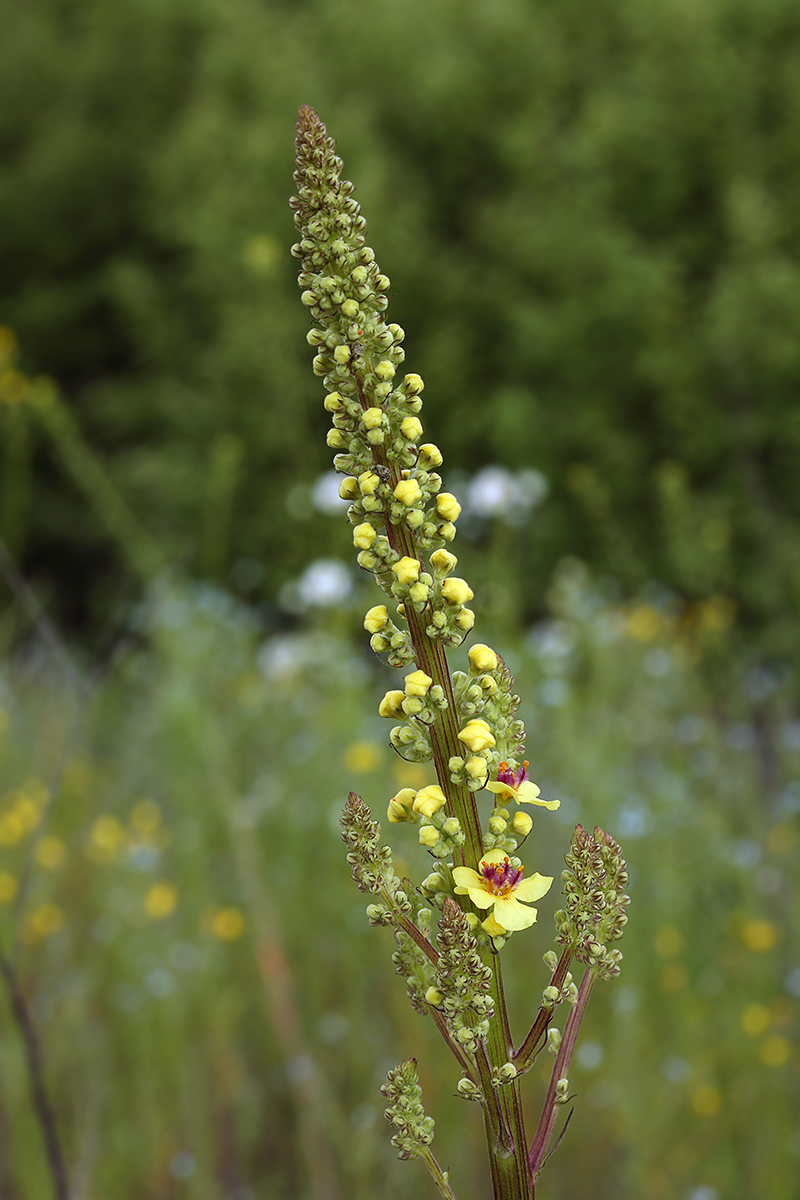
[759,1036,791,1068]
[144,882,177,920]
[0,871,18,904]
[131,800,161,836]
[697,595,735,632]
[0,368,30,405]
[691,1085,721,1117]
[626,605,664,641]
[392,761,430,791]
[343,742,381,773]
[741,919,778,952]
[0,326,18,358]
[35,837,66,871]
[88,815,126,863]
[0,810,27,847]
[210,907,245,942]
[21,904,64,945]
[242,234,279,275]
[741,1004,770,1036]
[653,924,684,957]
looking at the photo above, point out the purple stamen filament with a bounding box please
[481,856,523,896]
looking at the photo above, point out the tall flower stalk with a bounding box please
[291,106,629,1200]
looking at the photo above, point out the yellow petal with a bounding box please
[513,873,553,903]
[493,896,538,931]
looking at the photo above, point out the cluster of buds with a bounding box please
[554,824,630,979]
[427,899,495,1056]
[381,1060,436,1160]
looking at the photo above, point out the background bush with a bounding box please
[2,0,800,649]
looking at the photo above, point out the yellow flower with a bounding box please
[436,493,461,522]
[394,478,422,506]
[392,556,421,585]
[405,669,433,697]
[145,882,177,920]
[364,605,389,633]
[0,871,18,904]
[485,762,560,811]
[441,577,473,606]
[468,644,498,672]
[453,850,552,933]
[379,690,406,719]
[413,785,447,818]
[457,719,496,754]
[210,907,245,942]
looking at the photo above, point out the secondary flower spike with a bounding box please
[453,850,552,932]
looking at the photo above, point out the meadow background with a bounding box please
[1,0,799,1197]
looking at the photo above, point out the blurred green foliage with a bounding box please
[2,0,800,653]
[0,574,797,1198]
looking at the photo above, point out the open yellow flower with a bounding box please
[485,761,560,811]
[453,850,552,932]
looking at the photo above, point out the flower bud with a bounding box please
[324,391,344,412]
[419,443,443,467]
[457,720,496,753]
[387,788,416,823]
[394,478,422,506]
[400,416,423,442]
[511,811,533,838]
[333,345,351,365]
[441,577,474,606]
[353,523,377,550]
[362,407,384,430]
[375,360,395,381]
[419,825,440,848]
[379,690,405,719]
[364,605,389,633]
[403,373,424,394]
[339,476,359,500]
[430,548,457,575]
[392,557,421,585]
[439,522,456,542]
[468,643,498,672]
[413,786,447,818]
[425,987,444,1006]
[327,428,347,449]
[404,669,433,697]
[456,608,475,631]
[341,299,359,318]
[465,755,488,781]
[436,493,461,522]
[359,470,380,495]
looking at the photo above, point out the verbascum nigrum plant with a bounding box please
[292,106,630,1200]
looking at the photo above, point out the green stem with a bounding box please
[528,967,597,1179]
[482,958,533,1200]
[513,948,574,1072]
[419,1146,462,1200]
